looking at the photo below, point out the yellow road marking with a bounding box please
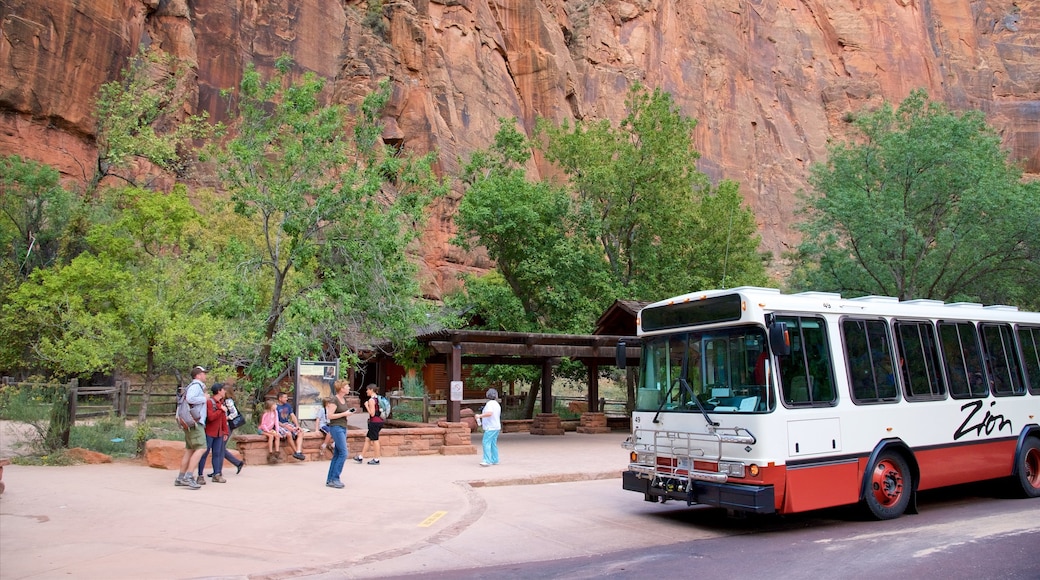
[419,511,447,527]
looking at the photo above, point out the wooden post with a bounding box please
[540,359,555,414]
[586,360,600,413]
[448,344,462,422]
[423,393,430,424]
[118,380,129,417]
[67,378,78,422]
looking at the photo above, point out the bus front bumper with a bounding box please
[623,470,776,514]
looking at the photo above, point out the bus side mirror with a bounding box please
[769,322,791,356]
[616,340,627,370]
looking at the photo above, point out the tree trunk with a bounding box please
[257,267,287,369]
[138,344,156,422]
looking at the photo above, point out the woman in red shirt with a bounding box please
[200,384,230,483]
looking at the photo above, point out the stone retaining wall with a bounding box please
[232,421,475,465]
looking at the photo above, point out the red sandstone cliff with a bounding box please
[1,0,1037,297]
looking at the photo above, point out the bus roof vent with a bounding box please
[947,302,984,308]
[849,295,900,303]
[984,305,1020,312]
[731,286,781,294]
[793,291,843,299]
[901,299,945,306]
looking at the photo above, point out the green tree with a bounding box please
[539,84,768,299]
[92,46,215,192]
[790,90,1040,304]
[455,119,613,333]
[0,156,77,282]
[0,185,233,389]
[216,56,446,383]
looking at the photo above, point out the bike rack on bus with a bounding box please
[624,426,757,485]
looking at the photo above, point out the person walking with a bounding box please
[174,366,208,489]
[325,379,354,488]
[198,384,230,484]
[354,384,383,465]
[477,388,502,467]
[197,384,245,482]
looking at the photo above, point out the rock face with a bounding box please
[2,0,1037,294]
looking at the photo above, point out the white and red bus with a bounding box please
[621,287,1040,519]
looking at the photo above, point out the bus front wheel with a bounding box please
[864,452,912,520]
[1014,436,1040,498]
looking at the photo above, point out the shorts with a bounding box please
[319,426,329,435]
[280,423,300,438]
[366,420,384,441]
[183,423,205,450]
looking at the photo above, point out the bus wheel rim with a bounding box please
[1026,447,1040,488]
[871,459,904,507]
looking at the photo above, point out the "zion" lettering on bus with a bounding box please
[954,400,1012,440]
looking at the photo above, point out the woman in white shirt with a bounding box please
[477,388,502,466]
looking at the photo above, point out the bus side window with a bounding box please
[939,322,987,399]
[981,324,1024,396]
[896,321,946,400]
[843,318,898,403]
[778,316,835,405]
[1018,326,1040,395]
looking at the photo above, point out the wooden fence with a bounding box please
[0,378,185,421]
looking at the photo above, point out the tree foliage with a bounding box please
[0,185,234,380]
[539,84,768,299]
[455,119,613,333]
[216,56,447,382]
[0,155,77,281]
[455,86,768,336]
[93,46,216,191]
[790,90,1040,306]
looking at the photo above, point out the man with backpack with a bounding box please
[174,366,209,489]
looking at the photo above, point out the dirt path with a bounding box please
[0,420,39,457]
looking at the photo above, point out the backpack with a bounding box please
[377,395,391,419]
[176,381,205,428]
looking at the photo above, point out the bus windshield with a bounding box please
[636,325,772,413]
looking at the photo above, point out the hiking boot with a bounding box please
[326,480,345,489]
[293,452,306,461]
[211,474,227,483]
[196,475,206,485]
[367,459,380,465]
[177,475,200,490]
[267,452,277,464]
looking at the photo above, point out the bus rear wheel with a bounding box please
[1014,436,1040,498]
[864,452,911,520]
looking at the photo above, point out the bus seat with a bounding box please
[790,376,809,402]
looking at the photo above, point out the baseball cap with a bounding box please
[193,365,208,373]
[211,383,225,395]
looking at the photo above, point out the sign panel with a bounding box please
[450,380,463,402]
[295,358,338,421]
